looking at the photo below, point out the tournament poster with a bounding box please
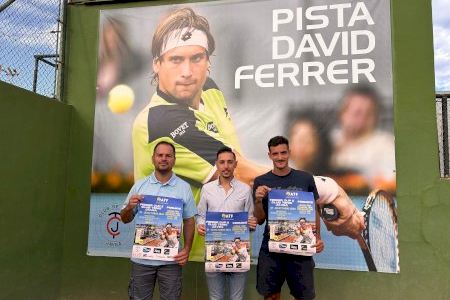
[132,195,182,261]
[268,189,316,256]
[205,212,250,272]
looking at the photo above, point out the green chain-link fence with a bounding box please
[0,0,65,99]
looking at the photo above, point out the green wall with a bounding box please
[0,82,72,299]
[59,0,450,299]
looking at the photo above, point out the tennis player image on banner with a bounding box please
[268,190,316,256]
[205,212,250,272]
[131,195,182,261]
[90,0,399,273]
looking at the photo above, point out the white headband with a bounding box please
[159,27,208,57]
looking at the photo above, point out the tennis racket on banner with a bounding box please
[321,189,399,272]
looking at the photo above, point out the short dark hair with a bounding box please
[153,141,176,156]
[268,136,289,150]
[216,146,236,159]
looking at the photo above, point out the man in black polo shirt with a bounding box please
[253,136,324,300]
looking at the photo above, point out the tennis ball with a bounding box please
[108,84,135,113]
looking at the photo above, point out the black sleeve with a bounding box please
[148,105,226,165]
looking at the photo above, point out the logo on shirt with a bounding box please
[170,122,189,139]
[207,122,218,133]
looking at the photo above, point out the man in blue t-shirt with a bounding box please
[253,136,324,300]
[121,141,197,300]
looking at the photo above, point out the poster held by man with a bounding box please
[268,190,317,256]
[131,195,183,261]
[205,211,251,272]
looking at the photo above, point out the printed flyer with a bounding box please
[205,212,250,272]
[268,190,316,256]
[132,195,182,261]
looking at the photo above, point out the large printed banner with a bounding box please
[90,0,399,273]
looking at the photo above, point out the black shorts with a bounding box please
[256,247,315,300]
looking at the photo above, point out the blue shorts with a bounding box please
[256,247,315,300]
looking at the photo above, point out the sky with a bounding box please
[0,0,448,93]
[432,0,450,92]
[0,0,60,97]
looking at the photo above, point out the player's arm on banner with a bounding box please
[314,176,365,239]
[234,152,269,186]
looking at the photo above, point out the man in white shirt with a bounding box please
[196,146,257,300]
